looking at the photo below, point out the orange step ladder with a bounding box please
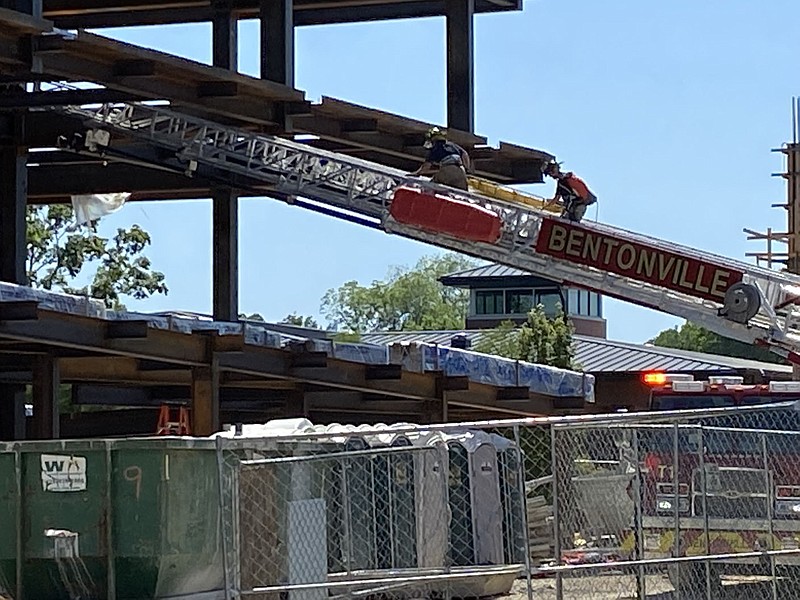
[156,404,192,436]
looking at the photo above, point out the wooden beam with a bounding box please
[32,353,59,439]
[0,301,38,321]
[112,58,155,77]
[106,320,150,339]
[191,364,219,435]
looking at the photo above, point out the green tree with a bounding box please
[27,205,167,309]
[321,253,476,333]
[474,305,575,369]
[474,306,576,490]
[281,313,320,328]
[649,321,787,365]
[240,313,266,321]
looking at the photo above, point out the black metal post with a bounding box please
[0,385,25,440]
[260,0,294,86]
[212,186,239,322]
[445,0,475,133]
[0,114,27,286]
[212,1,238,70]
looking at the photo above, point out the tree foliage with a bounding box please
[649,321,787,365]
[321,253,476,333]
[474,305,576,369]
[281,313,320,329]
[26,205,167,309]
[240,313,266,322]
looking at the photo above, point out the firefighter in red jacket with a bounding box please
[542,161,597,222]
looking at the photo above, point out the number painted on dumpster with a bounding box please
[124,465,142,500]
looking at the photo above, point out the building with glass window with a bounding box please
[439,264,607,338]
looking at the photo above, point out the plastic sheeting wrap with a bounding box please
[0,282,107,318]
[299,338,390,365]
[0,281,591,402]
[388,342,595,403]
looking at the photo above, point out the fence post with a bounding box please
[215,436,232,599]
[761,433,778,600]
[672,423,681,587]
[105,442,116,600]
[632,428,646,600]
[15,448,22,600]
[697,427,712,600]
[340,457,353,575]
[513,424,534,600]
[550,424,562,600]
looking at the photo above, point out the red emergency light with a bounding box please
[642,372,667,386]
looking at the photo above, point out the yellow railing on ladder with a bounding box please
[467,176,563,215]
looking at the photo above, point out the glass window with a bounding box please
[505,289,534,314]
[475,290,504,315]
[567,289,579,316]
[536,291,562,316]
[590,292,602,317]
[579,290,591,316]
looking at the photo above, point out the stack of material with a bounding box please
[526,494,554,564]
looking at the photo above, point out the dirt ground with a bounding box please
[503,574,788,600]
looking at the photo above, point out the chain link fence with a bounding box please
[216,425,528,600]
[212,403,800,600]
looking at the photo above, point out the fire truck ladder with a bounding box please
[58,101,800,363]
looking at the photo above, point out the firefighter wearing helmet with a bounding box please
[542,161,597,223]
[409,126,472,191]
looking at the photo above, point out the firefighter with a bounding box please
[409,127,472,191]
[542,161,597,222]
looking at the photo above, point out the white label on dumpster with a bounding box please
[40,454,87,492]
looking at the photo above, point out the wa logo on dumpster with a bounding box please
[40,454,87,492]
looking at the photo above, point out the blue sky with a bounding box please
[87,0,800,342]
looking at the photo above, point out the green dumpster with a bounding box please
[0,437,226,600]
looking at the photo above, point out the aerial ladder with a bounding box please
[56,99,800,364]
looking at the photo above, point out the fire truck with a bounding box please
[623,373,800,593]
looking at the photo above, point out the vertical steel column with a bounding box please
[32,354,59,440]
[0,114,28,286]
[445,0,475,133]
[0,385,26,440]
[212,1,238,70]
[0,0,41,16]
[260,0,294,86]
[212,186,239,322]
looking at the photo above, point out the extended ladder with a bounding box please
[59,101,800,362]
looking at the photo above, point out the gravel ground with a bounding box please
[503,573,789,600]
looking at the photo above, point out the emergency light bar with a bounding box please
[769,381,800,393]
[671,381,706,392]
[708,376,744,386]
[641,372,694,386]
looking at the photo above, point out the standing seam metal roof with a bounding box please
[359,330,792,376]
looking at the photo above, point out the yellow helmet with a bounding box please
[425,126,447,142]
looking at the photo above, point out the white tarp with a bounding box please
[71,192,130,225]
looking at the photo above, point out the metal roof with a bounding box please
[439,264,559,288]
[359,330,793,377]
